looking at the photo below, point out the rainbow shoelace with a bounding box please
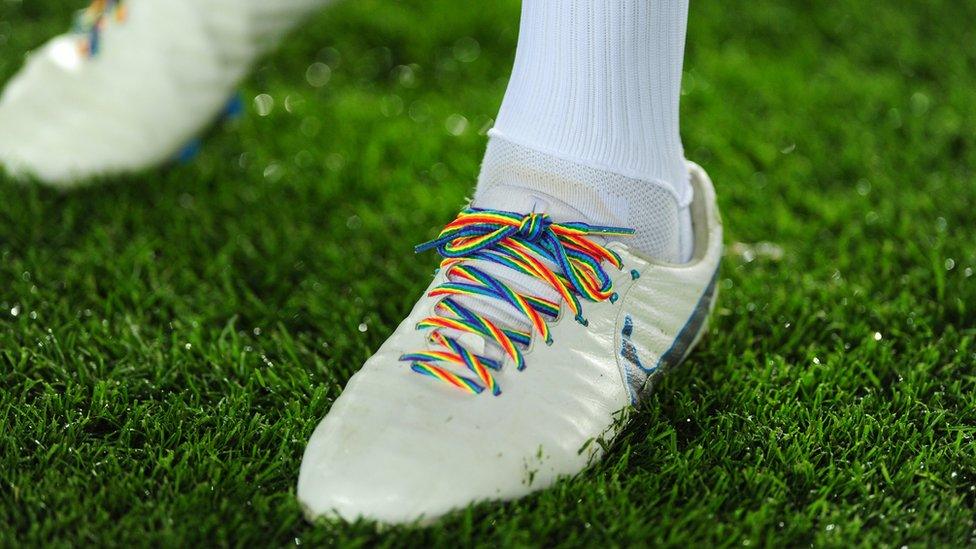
[74,0,128,58]
[400,208,634,396]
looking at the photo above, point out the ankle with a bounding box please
[475,137,694,264]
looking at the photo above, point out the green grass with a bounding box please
[2,0,975,546]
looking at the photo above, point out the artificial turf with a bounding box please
[1,0,975,546]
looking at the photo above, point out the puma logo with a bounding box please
[620,315,658,375]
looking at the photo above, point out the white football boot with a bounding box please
[298,162,722,525]
[0,0,329,186]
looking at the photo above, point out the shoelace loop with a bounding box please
[516,212,549,241]
[401,208,634,396]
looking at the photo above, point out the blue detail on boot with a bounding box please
[621,315,655,375]
[174,138,202,164]
[171,91,242,165]
[222,92,244,121]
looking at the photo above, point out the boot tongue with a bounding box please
[473,182,629,231]
[473,184,585,224]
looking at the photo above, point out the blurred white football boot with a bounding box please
[0,0,331,186]
[297,162,723,524]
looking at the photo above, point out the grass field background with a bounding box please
[2,0,975,545]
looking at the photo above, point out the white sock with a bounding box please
[475,0,694,263]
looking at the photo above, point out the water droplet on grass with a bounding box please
[453,37,481,63]
[381,94,403,117]
[325,153,345,172]
[263,163,283,182]
[730,241,784,262]
[393,64,418,87]
[253,94,274,116]
[409,101,430,122]
[305,62,331,87]
[284,94,305,113]
[445,113,468,136]
[910,91,931,115]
